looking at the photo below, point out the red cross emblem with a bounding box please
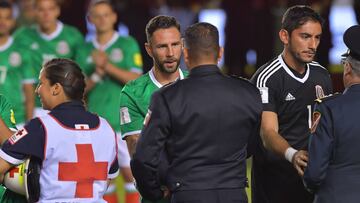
[8,167,20,178]
[9,128,28,145]
[58,144,108,198]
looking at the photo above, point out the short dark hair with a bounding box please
[0,0,12,9]
[282,5,324,34]
[43,58,85,101]
[184,22,219,61]
[145,15,180,42]
[88,0,115,13]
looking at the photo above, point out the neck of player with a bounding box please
[0,35,9,46]
[282,51,307,74]
[96,30,115,46]
[153,67,180,85]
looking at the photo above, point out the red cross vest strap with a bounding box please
[38,114,118,202]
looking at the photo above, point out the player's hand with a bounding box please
[161,186,170,198]
[292,150,308,176]
[92,50,108,68]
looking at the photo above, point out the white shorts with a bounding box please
[117,132,131,168]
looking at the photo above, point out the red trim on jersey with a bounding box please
[48,113,100,131]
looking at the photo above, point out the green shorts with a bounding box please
[0,188,27,203]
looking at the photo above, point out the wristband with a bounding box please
[90,72,102,83]
[285,147,298,163]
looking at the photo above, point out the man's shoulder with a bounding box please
[122,73,154,96]
[315,93,341,105]
[308,61,329,75]
[251,56,284,86]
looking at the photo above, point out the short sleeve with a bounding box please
[119,91,144,139]
[0,118,46,163]
[125,37,143,73]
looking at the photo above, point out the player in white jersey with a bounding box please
[0,58,118,202]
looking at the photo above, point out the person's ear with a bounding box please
[218,47,224,63]
[51,83,62,96]
[183,47,190,67]
[279,29,290,45]
[145,42,153,58]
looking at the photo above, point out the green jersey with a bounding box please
[14,22,84,107]
[0,96,26,202]
[0,37,36,124]
[76,32,143,131]
[0,94,16,130]
[120,68,186,138]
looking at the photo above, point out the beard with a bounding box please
[288,43,316,64]
[154,56,180,74]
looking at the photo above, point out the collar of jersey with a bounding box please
[0,37,13,51]
[92,32,119,51]
[37,21,63,41]
[149,68,184,88]
[279,54,310,83]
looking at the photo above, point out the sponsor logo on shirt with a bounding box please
[120,107,131,124]
[9,128,28,145]
[285,93,296,101]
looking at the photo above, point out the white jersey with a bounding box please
[38,114,118,202]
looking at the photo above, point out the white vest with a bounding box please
[38,114,117,202]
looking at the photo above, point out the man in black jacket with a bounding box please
[131,22,262,202]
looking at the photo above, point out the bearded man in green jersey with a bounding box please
[0,94,27,202]
[0,1,36,127]
[120,15,186,203]
[14,0,84,118]
[75,1,143,202]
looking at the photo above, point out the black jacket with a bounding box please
[131,65,262,201]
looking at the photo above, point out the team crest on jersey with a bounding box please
[8,128,28,145]
[315,85,325,99]
[110,48,123,62]
[57,41,70,55]
[9,52,21,67]
[120,107,131,124]
[31,42,39,50]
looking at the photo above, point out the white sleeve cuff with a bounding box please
[285,147,298,163]
[108,169,119,179]
[0,149,25,165]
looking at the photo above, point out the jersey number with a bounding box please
[0,66,7,84]
[307,105,312,129]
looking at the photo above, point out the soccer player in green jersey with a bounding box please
[0,1,36,126]
[120,15,186,203]
[76,1,142,202]
[0,94,27,202]
[14,0,84,117]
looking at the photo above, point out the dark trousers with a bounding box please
[171,188,247,203]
